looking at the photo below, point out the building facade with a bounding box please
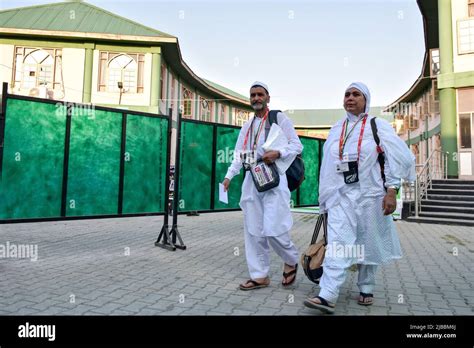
[0,1,253,127]
[387,0,474,179]
[286,107,394,140]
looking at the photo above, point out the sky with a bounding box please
[1,0,426,110]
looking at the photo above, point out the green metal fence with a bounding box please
[0,93,169,222]
[177,118,323,213]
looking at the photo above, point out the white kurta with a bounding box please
[315,82,415,304]
[319,112,413,265]
[225,112,303,238]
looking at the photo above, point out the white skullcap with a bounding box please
[250,81,269,94]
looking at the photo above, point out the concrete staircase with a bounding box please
[407,179,474,226]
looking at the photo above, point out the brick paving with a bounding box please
[0,211,472,315]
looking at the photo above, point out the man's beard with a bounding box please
[252,102,265,111]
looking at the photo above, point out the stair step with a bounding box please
[421,199,474,207]
[406,216,474,226]
[427,189,474,196]
[432,179,474,185]
[420,205,474,214]
[418,211,474,221]
[425,194,474,201]
[431,184,474,190]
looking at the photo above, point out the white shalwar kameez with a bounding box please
[318,82,415,303]
[225,112,303,279]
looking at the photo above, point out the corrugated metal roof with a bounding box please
[203,79,249,102]
[0,1,175,38]
[285,107,394,127]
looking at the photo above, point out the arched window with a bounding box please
[98,52,144,93]
[219,104,227,124]
[21,49,54,89]
[235,109,250,126]
[200,97,212,121]
[107,54,137,92]
[182,88,193,118]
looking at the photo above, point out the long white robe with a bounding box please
[225,112,303,237]
[319,82,415,265]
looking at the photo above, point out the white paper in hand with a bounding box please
[262,123,296,174]
[219,183,228,204]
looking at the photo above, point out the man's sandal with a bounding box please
[239,279,269,291]
[358,292,374,306]
[303,296,335,314]
[282,264,298,287]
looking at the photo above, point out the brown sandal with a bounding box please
[282,264,298,286]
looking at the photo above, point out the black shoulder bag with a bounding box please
[265,110,305,192]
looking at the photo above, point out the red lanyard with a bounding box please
[339,115,368,162]
[243,109,268,151]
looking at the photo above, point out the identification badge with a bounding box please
[336,162,349,173]
[343,161,359,184]
[241,150,257,166]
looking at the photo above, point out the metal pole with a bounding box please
[170,111,186,250]
[0,82,9,183]
[415,178,419,218]
[155,108,175,250]
[445,152,449,179]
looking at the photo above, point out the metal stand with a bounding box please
[155,109,186,251]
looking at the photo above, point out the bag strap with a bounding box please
[265,110,281,140]
[370,117,386,188]
[311,213,328,246]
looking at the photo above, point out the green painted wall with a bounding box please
[438,0,458,177]
[82,45,94,103]
[439,88,458,176]
[150,51,161,107]
[438,71,474,89]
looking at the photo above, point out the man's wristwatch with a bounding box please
[387,186,399,194]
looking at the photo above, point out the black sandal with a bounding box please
[303,296,335,314]
[358,292,374,306]
[282,264,298,286]
[239,279,269,291]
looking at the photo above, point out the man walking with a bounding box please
[222,81,303,290]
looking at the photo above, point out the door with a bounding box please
[459,112,473,179]
[458,88,474,179]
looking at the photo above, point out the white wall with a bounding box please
[452,0,474,73]
[0,44,14,92]
[61,48,84,102]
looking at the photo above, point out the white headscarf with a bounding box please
[318,82,416,213]
[345,81,370,115]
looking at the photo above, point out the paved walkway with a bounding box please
[0,211,472,315]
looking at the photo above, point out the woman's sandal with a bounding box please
[239,279,269,291]
[358,292,374,306]
[282,264,298,287]
[303,296,335,314]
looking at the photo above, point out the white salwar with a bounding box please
[317,82,415,303]
[225,112,303,279]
